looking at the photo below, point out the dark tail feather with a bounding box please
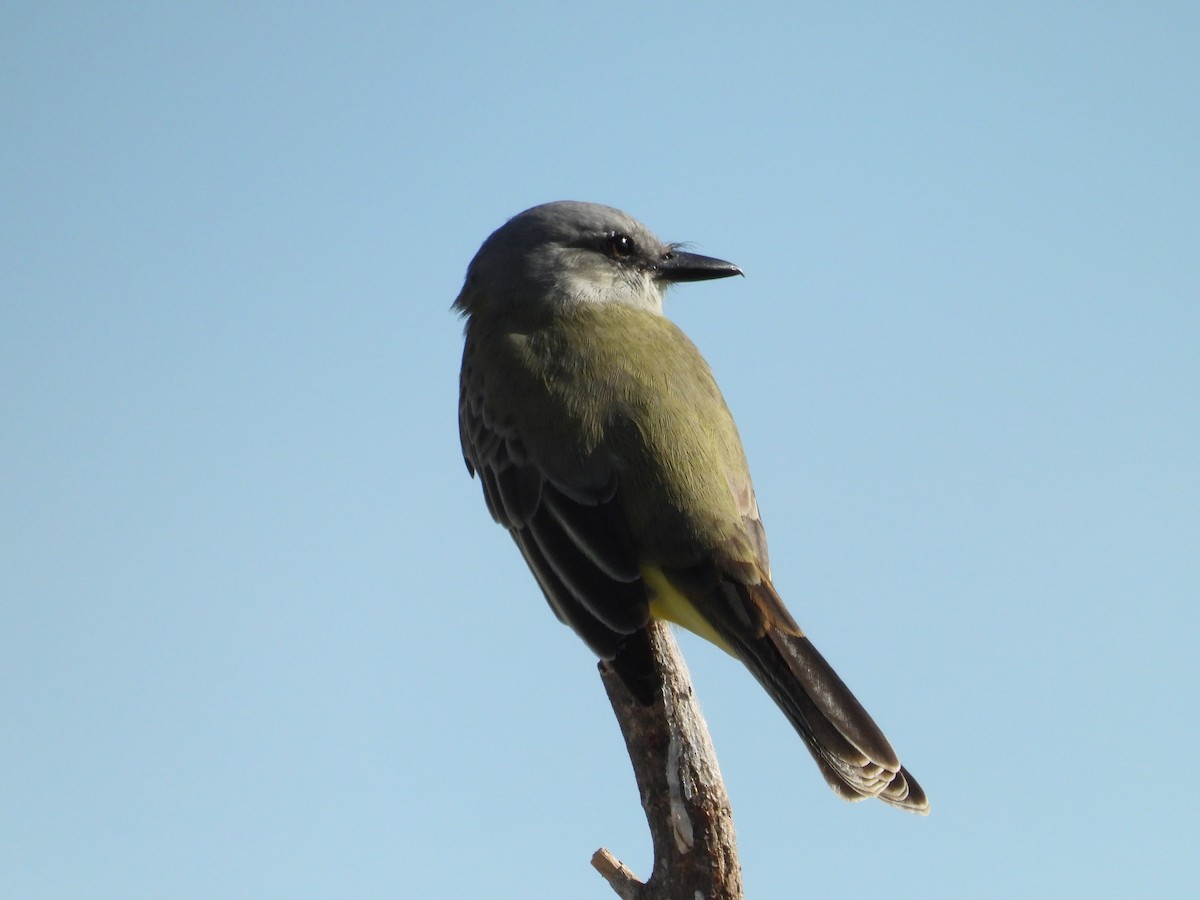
[610,627,662,706]
[734,621,929,814]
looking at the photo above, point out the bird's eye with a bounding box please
[606,233,635,260]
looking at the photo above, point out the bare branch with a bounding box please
[593,621,743,899]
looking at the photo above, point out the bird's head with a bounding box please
[453,201,741,323]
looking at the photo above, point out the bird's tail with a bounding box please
[716,574,928,813]
[646,562,928,812]
[738,611,927,812]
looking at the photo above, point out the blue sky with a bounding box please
[3,3,1197,897]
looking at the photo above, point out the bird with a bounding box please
[454,200,928,813]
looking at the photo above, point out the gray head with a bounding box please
[453,201,741,322]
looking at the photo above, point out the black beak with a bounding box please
[656,249,743,283]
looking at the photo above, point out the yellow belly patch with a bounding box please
[640,564,735,655]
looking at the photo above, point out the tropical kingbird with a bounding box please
[454,201,927,812]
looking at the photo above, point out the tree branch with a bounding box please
[592,621,743,899]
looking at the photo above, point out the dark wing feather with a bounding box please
[459,364,651,661]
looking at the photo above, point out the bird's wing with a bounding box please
[726,469,770,576]
[458,358,651,663]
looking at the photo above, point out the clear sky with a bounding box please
[4,3,1197,898]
